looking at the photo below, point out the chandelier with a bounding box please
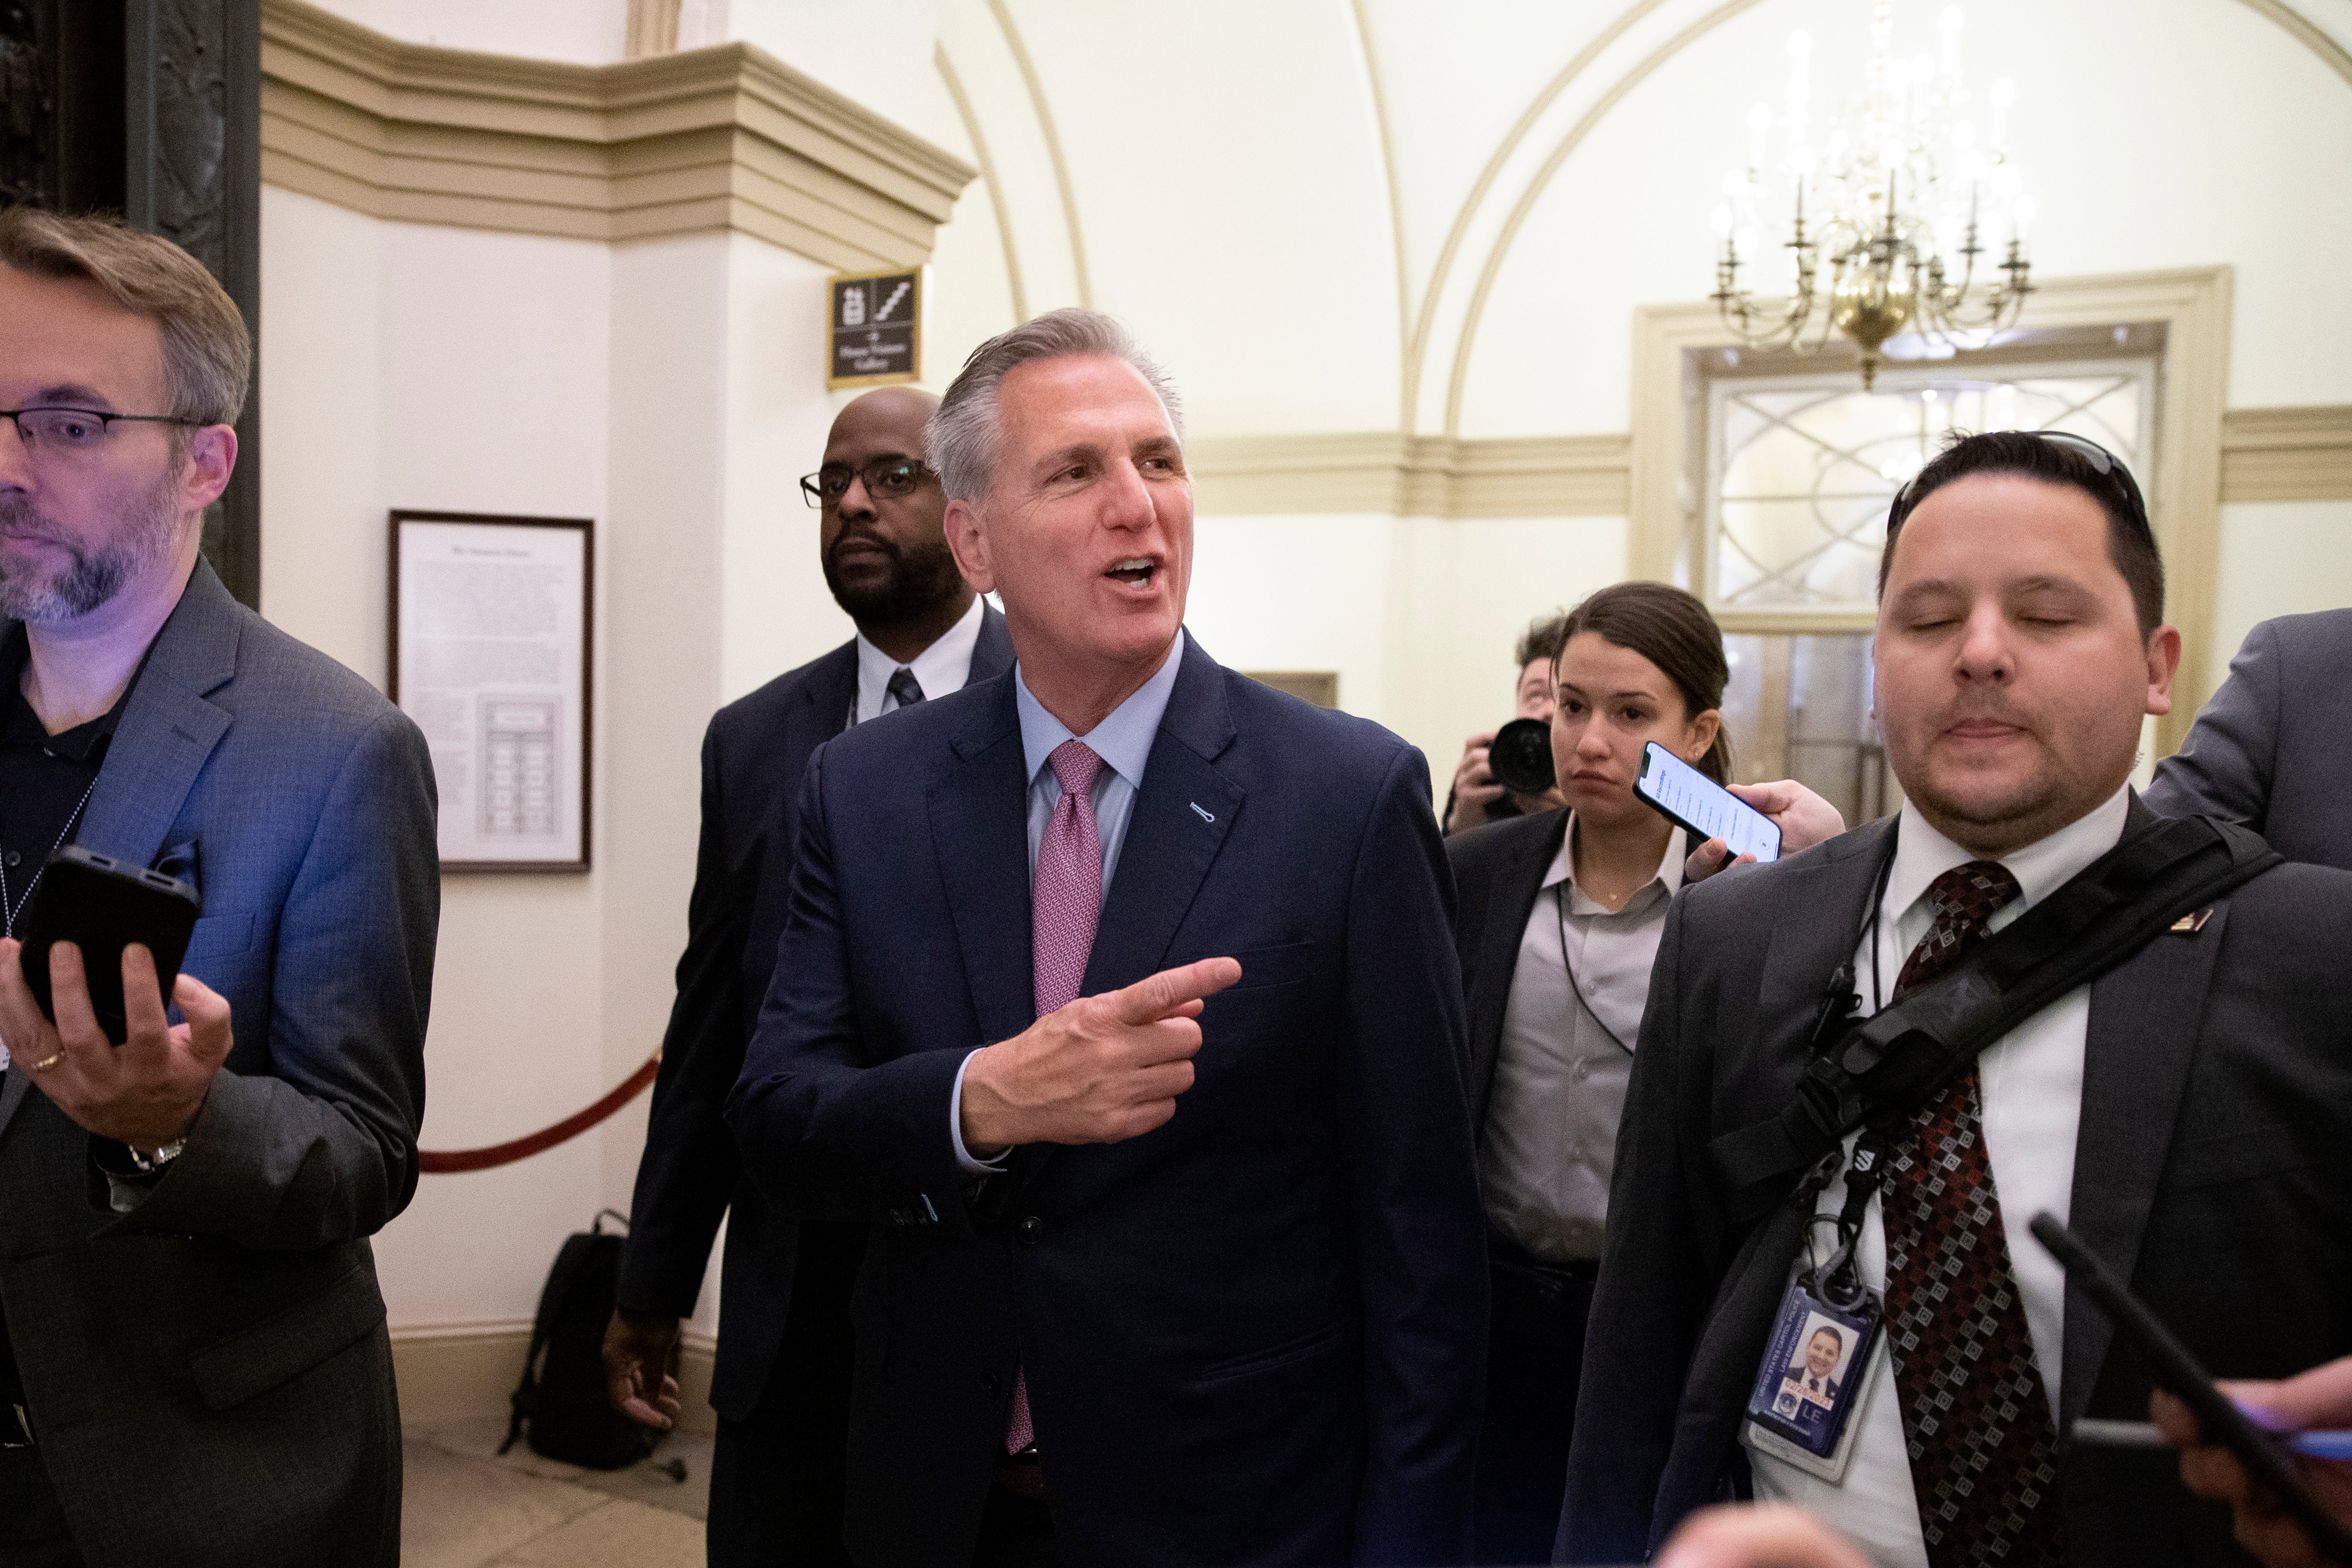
[1709,2,2034,390]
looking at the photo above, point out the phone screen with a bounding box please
[1636,743,1783,863]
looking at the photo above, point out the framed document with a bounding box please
[391,512,593,872]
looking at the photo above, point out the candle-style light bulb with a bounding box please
[2011,193,2036,241]
[1748,100,1773,168]
[1711,202,1735,238]
[1988,75,2016,150]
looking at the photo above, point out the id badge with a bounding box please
[1741,1269,1882,1484]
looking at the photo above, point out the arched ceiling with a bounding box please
[924,0,2352,438]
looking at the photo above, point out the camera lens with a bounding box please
[1489,717,1555,795]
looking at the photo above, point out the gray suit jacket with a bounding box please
[2147,608,2352,870]
[1558,795,2352,1567]
[0,560,438,1568]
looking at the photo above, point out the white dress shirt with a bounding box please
[1746,784,2133,1568]
[850,594,987,725]
[946,633,1188,1174]
[1480,816,1686,1263]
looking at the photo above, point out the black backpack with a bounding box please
[500,1209,660,1470]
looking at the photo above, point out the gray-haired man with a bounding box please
[728,309,1486,1568]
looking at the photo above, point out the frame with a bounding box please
[390,511,593,872]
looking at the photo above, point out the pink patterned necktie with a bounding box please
[1004,739,1106,1455]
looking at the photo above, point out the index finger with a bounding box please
[1111,957,1244,1025]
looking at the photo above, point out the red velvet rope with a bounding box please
[417,1051,662,1174]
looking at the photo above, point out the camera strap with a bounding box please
[1709,813,2281,1225]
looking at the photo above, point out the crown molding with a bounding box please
[1188,431,1630,517]
[2220,405,2352,503]
[259,0,976,267]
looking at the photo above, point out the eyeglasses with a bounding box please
[1,407,201,466]
[799,457,934,509]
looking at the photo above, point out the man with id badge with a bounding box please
[1560,429,2352,1568]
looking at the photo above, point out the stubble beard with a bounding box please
[822,532,965,630]
[0,470,186,625]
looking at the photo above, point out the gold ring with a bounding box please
[27,1051,62,1073]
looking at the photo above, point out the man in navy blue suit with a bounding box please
[603,386,1013,1566]
[728,309,1487,1568]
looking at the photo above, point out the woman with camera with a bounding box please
[1446,581,1846,1563]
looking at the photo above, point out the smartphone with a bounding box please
[1635,742,1782,863]
[17,847,201,1045]
[2030,1212,2352,1565]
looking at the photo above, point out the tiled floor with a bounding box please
[403,1417,711,1568]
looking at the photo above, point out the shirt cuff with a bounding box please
[950,1049,1011,1176]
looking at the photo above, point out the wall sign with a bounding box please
[828,267,922,389]
[391,512,593,872]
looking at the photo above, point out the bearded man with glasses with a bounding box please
[0,209,438,1566]
[605,383,1012,1568]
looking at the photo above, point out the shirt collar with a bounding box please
[853,594,988,711]
[1540,810,1688,915]
[1014,631,1186,791]
[1884,783,2134,925]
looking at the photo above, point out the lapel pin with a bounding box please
[1190,802,1215,824]
[2169,908,2213,934]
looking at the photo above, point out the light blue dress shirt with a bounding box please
[948,633,1188,1172]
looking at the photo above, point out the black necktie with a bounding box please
[885,667,925,710]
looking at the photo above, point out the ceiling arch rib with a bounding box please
[2230,0,2352,87]
[935,44,1030,323]
[1349,0,1414,380]
[986,0,1092,309]
[1443,0,1766,437]
[1439,0,2352,441]
[1398,0,1674,435]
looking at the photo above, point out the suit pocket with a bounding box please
[1194,1321,1349,1385]
[1219,941,1315,992]
[186,911,256,962]
[188,1260,387,1411]
[2159,1122,2329,1192]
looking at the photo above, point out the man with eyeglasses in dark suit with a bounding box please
[604,385,1013,1568]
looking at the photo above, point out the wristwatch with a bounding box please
[125,1137,186,1174]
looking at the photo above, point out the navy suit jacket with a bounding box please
[2147,608,2352,870]
[617,605,1012,1416]
[727,637,1488,1568]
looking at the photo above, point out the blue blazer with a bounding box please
[618,606,1013,1416]
[0,559,437,1566]
[728,636,1488,1568]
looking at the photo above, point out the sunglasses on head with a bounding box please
[1887,428,2148,534]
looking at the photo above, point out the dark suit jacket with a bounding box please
[0,560,438,1567]
[1448,807,1572,1131]
[1557,796,2352,1567]
[617,605,1011,1416]
[727,637,1488,1568]
[2147,608,2352,870]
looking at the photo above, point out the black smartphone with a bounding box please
[2030,1212,2352,1565]
[17,846,201,1045]
[1634,741,1782,863]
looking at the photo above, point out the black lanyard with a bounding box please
[1803,826,1902,1308]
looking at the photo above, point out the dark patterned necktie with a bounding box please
[1882,859,2065,1568]
[885,666,925,710]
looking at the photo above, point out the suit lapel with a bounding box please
[1468,812,1567,1125]
[928,677,1036,1047]
[1080,645,1240,997]
[1755,819,1895,1055]
[72,562,238,876]
[0,564,237,1141]
[2058,901,2224,1429]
